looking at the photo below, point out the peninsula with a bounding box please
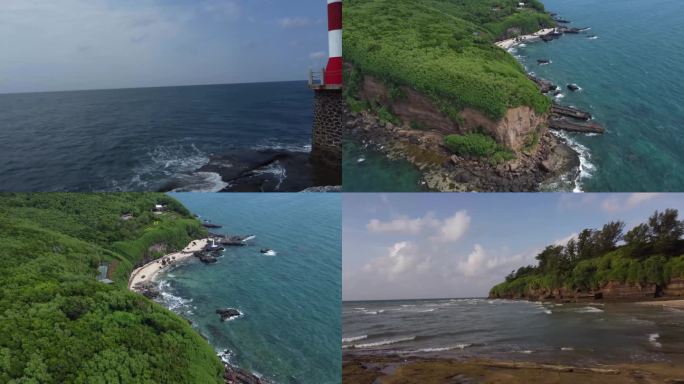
[344,0,585,191]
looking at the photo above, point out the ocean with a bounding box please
[0,81,314,192]
[513,0,684,191]
[158,193,341,384]
[343,299,684,365]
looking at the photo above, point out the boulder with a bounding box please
[216,308,242,321]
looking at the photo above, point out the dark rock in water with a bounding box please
[224,363,270,384]
[555,18,571,24]
[567,83,580,91]
[537,59,551,64]
[202,221,222,229]
[260,248,272,254]
[216,308,242,321]
[133,282,160,299]
[549,118,604,134]
[194,251,219,264]
[191,149,341,192]
[541,34,555,42]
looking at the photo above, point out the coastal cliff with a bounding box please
[489,209,684,302]
[343,0,579,191]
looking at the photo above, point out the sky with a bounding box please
[343,193,684,301]
[0,0,328,94]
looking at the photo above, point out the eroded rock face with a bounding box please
[357,74,546,153]
[461,107,546,152]
[602,281,657,300]
[664,278,684,297]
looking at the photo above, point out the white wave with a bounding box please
[550,130,595,193]
[263,250,277,256]
[544,309,552,315]
[157,281,194,314]
[561,347,575,351]
[362,309,385,315]
[555,93,565,99]
[253,142,312,153]
[357,157,366,163]
[588,36,599,40]
[649,333,662,348]
[354,336,416,349]
[342,335,368,343]
[252,161,287,190]
[413,344,472,353]
[576,306,604,313]
[401,304,416,308]
[519,350,533,354]
[171,171,228,192]
[241,235,256,242]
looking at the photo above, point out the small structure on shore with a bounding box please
[97,263,113,284]
[120,212,134,221]
[152,204,167,214]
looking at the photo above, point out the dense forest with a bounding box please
[0,193,224,384]
[490,209,684,298]
[344,0,555,121]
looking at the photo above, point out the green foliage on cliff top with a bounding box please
[344,0,554,120]
[0,193,223,384]
[444,133,515,165]
[490,209,684,298]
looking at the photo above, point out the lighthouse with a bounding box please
[308,0,343,179]
[324,0,343,87]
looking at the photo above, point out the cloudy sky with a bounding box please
[0,0,328,94]
[343,193,684,301]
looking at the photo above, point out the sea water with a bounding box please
[516,0,684,191]
[343,299,684,365]
[0,81,313,192]
[159,193,341,384]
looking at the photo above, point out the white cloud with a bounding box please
[554,233,578,246]
[308,51,326,59]
[362,241,430,282]
[201,0,240,18]
[434,211,471,243]
[367,213,439,235]
[279,17,311,28]
[602,193,662,213]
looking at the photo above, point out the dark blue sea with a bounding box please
[0,81,313,192]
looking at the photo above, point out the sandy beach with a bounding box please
[128,238,208,289]
[637,299,684,309]
[495,28,555,50]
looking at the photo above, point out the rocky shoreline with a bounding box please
[158,149,341,192]
[343,355,684,384]
[345,109,579,192]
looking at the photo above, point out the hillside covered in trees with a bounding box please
[490,209,684,300]
[0,194,224,383]
[344,0,555,121]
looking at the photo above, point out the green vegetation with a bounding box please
[444,133,515,165]
[490,209,684,298]
[0,193,224,384]
[344,0,554,120]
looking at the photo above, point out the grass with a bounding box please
[344,0,554,121]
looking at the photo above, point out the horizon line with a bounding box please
[343,296,488,302]
[0,78,308,96]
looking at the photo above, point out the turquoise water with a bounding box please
[342,140,426,192]
[516,0,684,191]
[162,193,341,384]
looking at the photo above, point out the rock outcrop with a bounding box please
[490,279,684,301]
[216,308,242,321]
[357,75,546,152]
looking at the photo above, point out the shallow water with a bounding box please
[343,299,684,365]
[157,193,341,384]
[0,81,313,192]
[516,0,684,191]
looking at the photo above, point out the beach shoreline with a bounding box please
[637,299,684,308]
[128,238,208,290]
[343,355,684,383]
[495,28,555,50]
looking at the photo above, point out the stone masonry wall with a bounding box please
[312,89,342,170]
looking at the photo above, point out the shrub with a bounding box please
[444,133,515,164]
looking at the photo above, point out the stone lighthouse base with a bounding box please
[311,89,342,181]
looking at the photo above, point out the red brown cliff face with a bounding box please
[357,75,547,152]
[492,278,684,302]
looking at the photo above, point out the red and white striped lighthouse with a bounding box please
[324,0,343,86]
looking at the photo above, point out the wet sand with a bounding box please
[344,356,684,384]
[496,28,555,50]
[638,299,684,309]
